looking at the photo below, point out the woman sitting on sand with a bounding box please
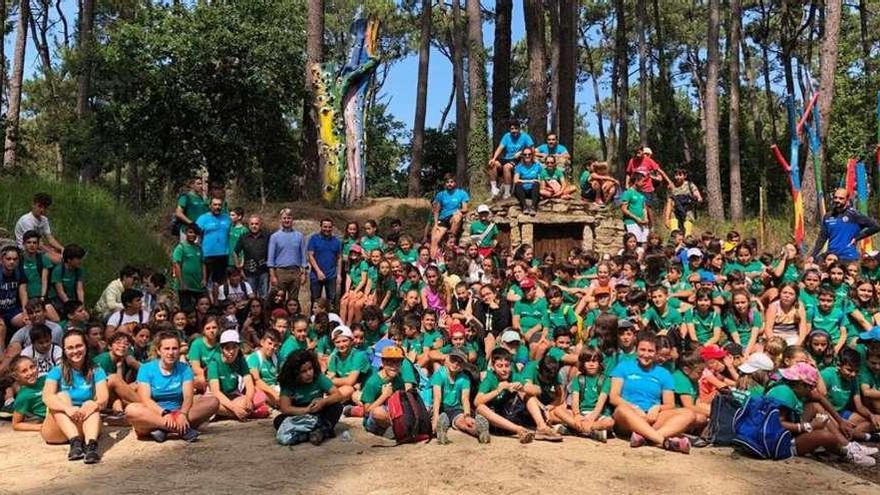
[125,331,219,443]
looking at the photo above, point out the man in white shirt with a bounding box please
[105,288,151,339]
[14,192,64,264]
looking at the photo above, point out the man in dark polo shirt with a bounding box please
[235,215,270,298]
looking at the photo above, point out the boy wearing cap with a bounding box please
[431,349,490,444]
[499,329,530,371]
[360,346,407,436]
[469,205,498,259]
[208,330,257,421]
[326,325,373,401]
[696,345,737,406]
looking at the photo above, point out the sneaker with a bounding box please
[517,430,535,444]
[555,425,571,436]
[849,442,879,457]
[181,427,200,443]
[309,429,325,446]
[83,441,101,464]
[149,429,168,443]
[475,415,491,444]
[528,206,537,216]
[629,431,646,448]
[846,450,877,467]
[866,433,880,443]
[68,438,85,461]
[436,413,451,445]
[589,429,608,443]
[342,405,354,417]
[663,436,691,455]
[251,404,270,419]
[490,185,500,199]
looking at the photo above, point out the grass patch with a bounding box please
[0,176,169,306]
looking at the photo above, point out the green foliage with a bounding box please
[365,102,409,197]
[0,177,168,306]
[418,126,458,196]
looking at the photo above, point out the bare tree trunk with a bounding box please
[3,0,28,170]
[758,0,779,144]
[704,0,724,220]
[55,0,69,49]
[728,0,743,220]
[439,79,455,131]
[408,0,432,198]
[492,0,512,147]
[75,0,94,117]
[637,0,648,146]
[743,44,768,218]
[0,0,7,120]
[524,0,546,144]
[583,38,607,160]
[547,1,560,133]
[613,0,628,179]
[557,0,576,157]
[817,0,841,199]
[450,0,469,186]
[859,0,872,150]
[466,0,489,193]
[303,0,324,199]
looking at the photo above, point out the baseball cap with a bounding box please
[858,326,880,342]
[448,323,466,338]
[448,348,468,363]
[738,352,774,374]
[328,313,343,326]
[519,278,536,289]
[270,308,288,319]
[687,248,703,259]
[699,271,717,284]
[617,318,635,330]
[477,204,491,214]
[699,344,727,361]
[380,345,405,360]
[219,329,241,345]
[349,244,363,254]
[593,286,611,297]
[500,329,522,343]
[778,362,819,387]
[642,146,653,155]
[331,325,353,340]
[723,342,743,357]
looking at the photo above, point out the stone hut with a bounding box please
[467,198,624,258]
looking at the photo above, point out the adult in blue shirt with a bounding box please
[488,120,535,199]
[430,173,470,257]
[125,331,219,443]
[609,331,695,453]
[513,148,542,216]
[195,197,232,291]
[307,218,342,307]
[810,188,880,263]
[268,207,308,299]
[534,133,571,169]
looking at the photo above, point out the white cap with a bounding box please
[477,204,491,214]
[331,325,353,340]
[687,248,703,258]
[642,146,653,155]
[738,352,774,374]
[328,313,343,325]
[219,329,241,345]
[500,330,522,343]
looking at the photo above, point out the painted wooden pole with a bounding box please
[857,160,872,252]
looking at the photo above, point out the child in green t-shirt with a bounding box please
[248,329,281,408]
[552,346,614,441]
[208,330,258,420]
[431,350,488,444]
[9,356,47,432]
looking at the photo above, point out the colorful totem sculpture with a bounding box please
[311,17,380,207]
[771,95,806,253]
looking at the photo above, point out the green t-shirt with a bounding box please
[360,370,405,406]
[858,364,880,390]
[49,264,84,300]
[469,220,499,248]
[687,308,721,344]
[861,266,880,282]
[765,384,804,421]
[21,252,53,298]
[281,374,334,407]
[568,374,609,413]
[246,350,279,386]
[431,365,471,409]
[643,305,684,333]
[327,349,372,383]
[723,311,762,346]
[187,337,219,367]
[172,242,205,291]
[93,352,128,376]
[799,290,818,315]
[672,369,697,403]
[723,261,766,293]
[228,224,248,266]
[773,260,801,284]
[348,260,369,287]
[539,167,564,182]
[13,376,47,419]
[278,335,309,364]
[820,366,856,413]
[402,337,424,357]
[544,304,577,335]
[360,235,384,253]
[421,329,445,350]
[178,192,208,223]
[514,297,548,331]
[521,360,563,403]
[808,306,846,345]
[578,170,591,190]
[207,355,250,395]
[619,188,646,225]
[395,248,418,264]
[477,369,526,407]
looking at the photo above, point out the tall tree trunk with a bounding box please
[557,0,576,158]
[758,1,779,144]
[744,44,768,217]
[704,0,724,220]
[859,0,872,151]
[408,0,432,198]
[75,0,94,117]
[583,38,607,160]
[466,0,489,193]
[524,0,546,144]
[817,0,842,198]
[492,0,512,147]
[779,0,796,96]
[547,2,560,133]
[728,0,743,220]
[303,0,324,199]
[450,0,469,186]
[3,1,28,170]
[614,0,628,178]
[0,0,5,108]
[636,0,648,146]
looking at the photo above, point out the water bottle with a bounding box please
[340,430,353,442]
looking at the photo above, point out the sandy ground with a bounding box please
[0,418,875,495]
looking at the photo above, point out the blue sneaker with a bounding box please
[149,429,167,443]
[180,428,200,443]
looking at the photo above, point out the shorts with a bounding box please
[437,217,452,229]
[528,332,543,344]
[643,191,657,208]
[625,223,650,243]
[364,410,388,435]
[840,410,854,420]
[205,256,228,284]
[442,406,465,426]
[2,306,22,328]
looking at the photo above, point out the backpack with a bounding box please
[704,389,741,446]
[386,388,432,444]
[732,395,794,460]
[275,414,319,445]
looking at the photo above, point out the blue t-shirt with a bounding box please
[306,233,341,282]
[515,163,543,191]
[610,359,674,412]
[536,143,569,157]
[45,365,107,406]
[434,188,470,220]
[499,131,535,160]
[813,208,880,261]
[137,359,194,410]
[195,212,232,257]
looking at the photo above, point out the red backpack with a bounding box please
[386,388,432,444]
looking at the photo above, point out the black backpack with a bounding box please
[704,389,741,446]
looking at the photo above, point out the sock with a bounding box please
[490,181,498,191]
[502,184,511,196]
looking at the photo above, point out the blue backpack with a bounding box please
[732,395,794,460]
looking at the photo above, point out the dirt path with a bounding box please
[0,418,874,495]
